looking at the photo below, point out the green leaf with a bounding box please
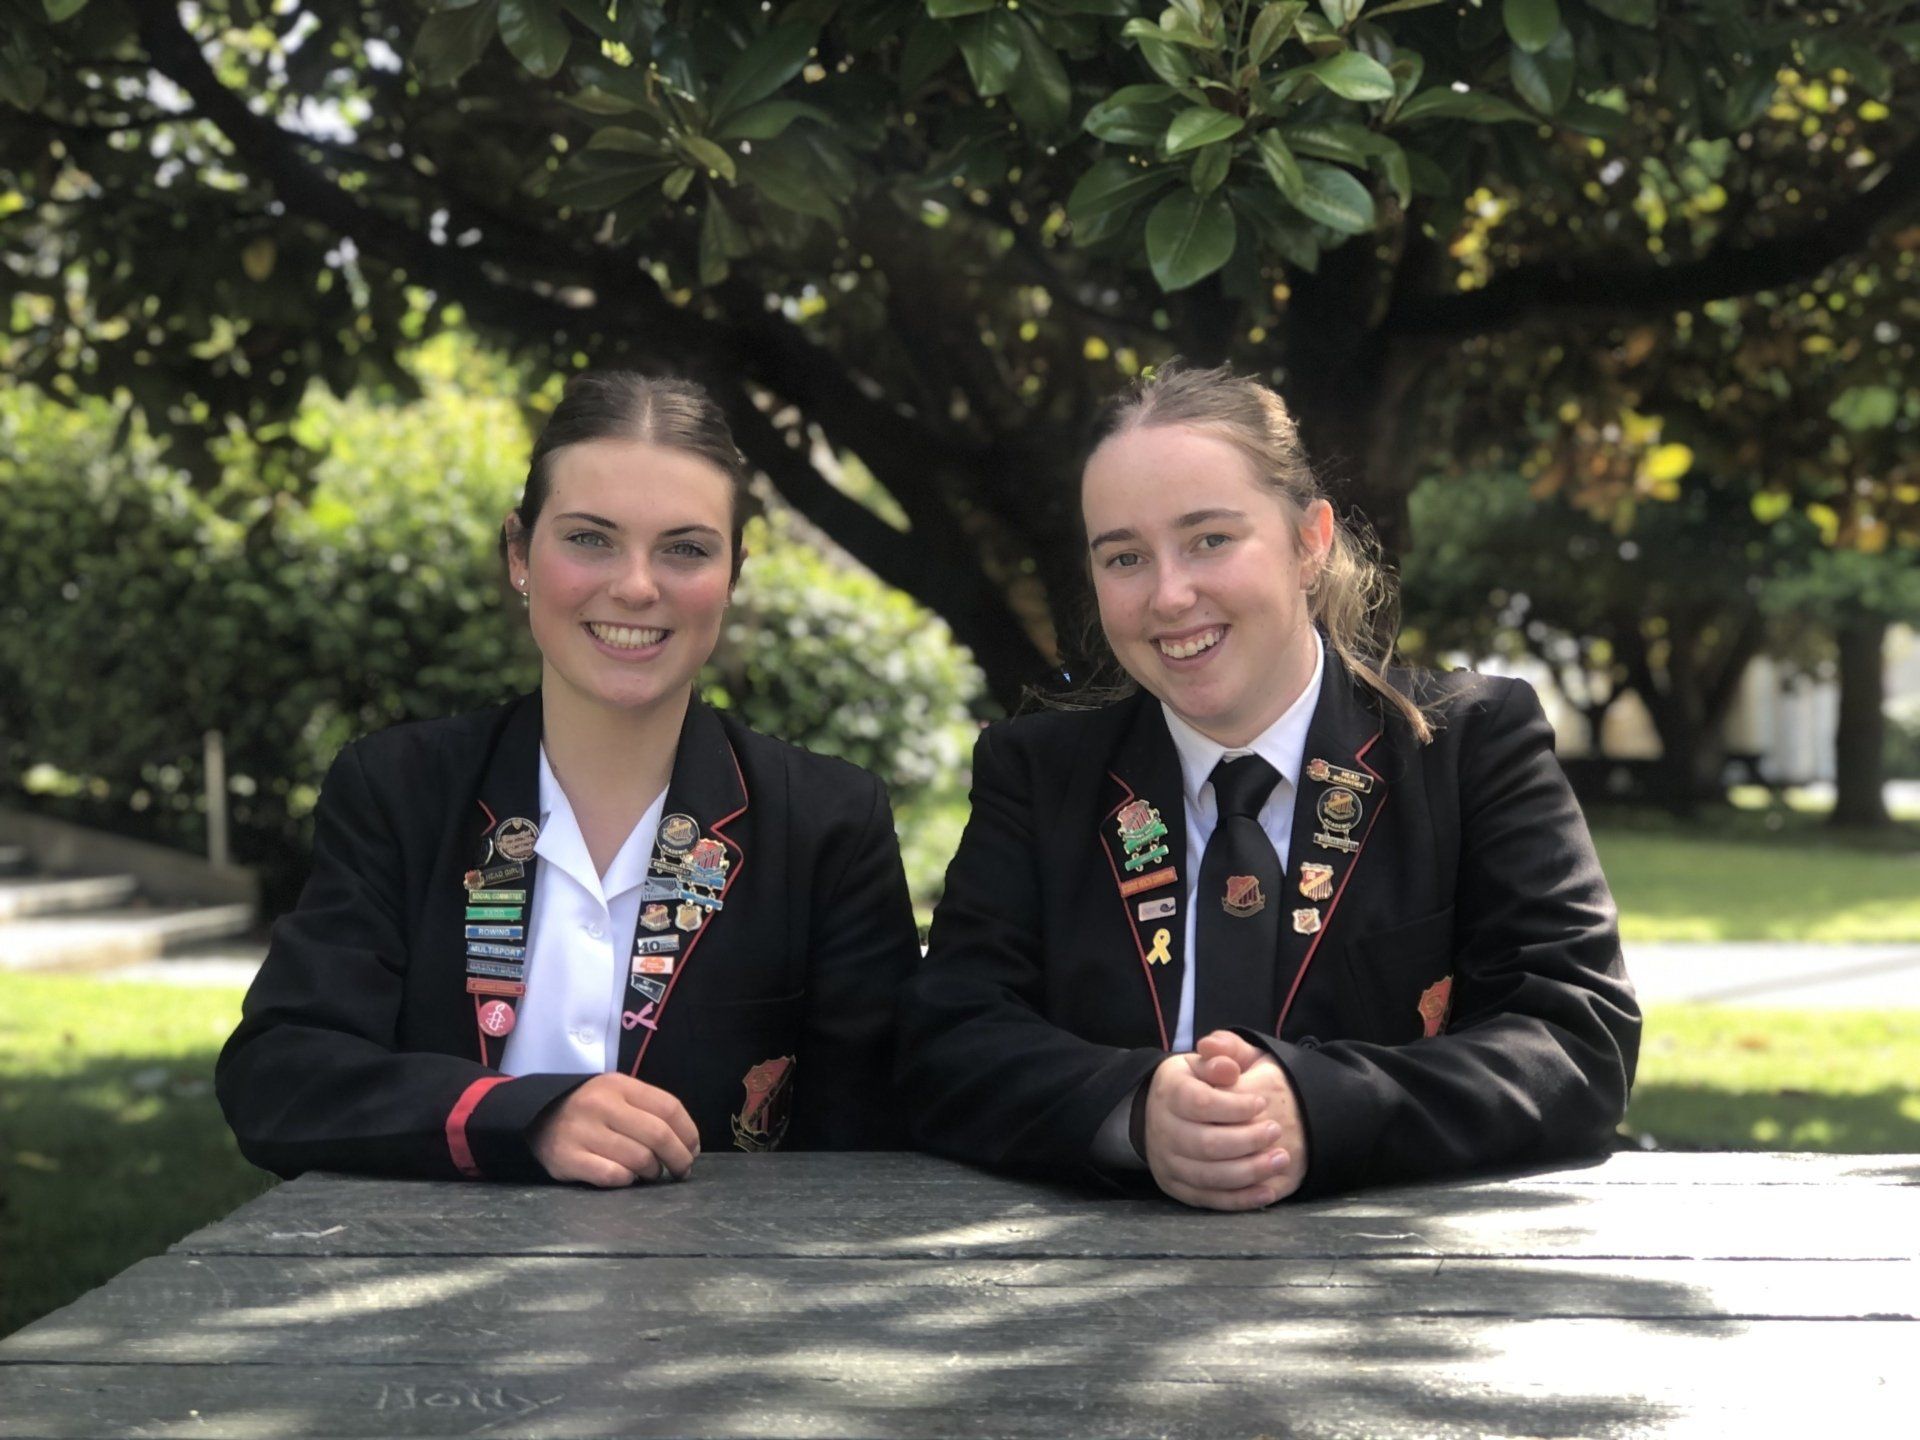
[738,149,842,225]
[900,19,958,95]
[585,125,668,154]
[1121,16,1216,52]
[1371,137,1410,207]
[1555,98,1627,138]
[661,165,696,202]
[44,0,92,20]
[1289,159,1375,233]
[676,133,738,181]
[547,151,675,209]
[1280,120,1380,165]
[1584,0,1654,26]
[569,59,657,108]
[1510,29,1573,114]
[413,2,499,87]
[1189,141,1231,196]
[710,25,818,121]
[1133,32,1195,86]
[1164,106,1243,155]
[714,99,828,141]
[1317,0,1364,27]
[1801,37,1893,101]
[1233,185,1321,272]
[1831,386,1899,432]
[1248,2,1306,68]
[498,0,569,78]
[926,0,995,16]
[1067,157,1178,229]
[0,48,48,110]
[1367,0,1446,16]
[1394,86,1534,125]
[1256,131,1304,198]
[1005,15,1072,134]
[1722,69,1776,131]
[1304,51,1395,102]
[956,11,1022,97]
[699,192,745,285]
[1083,84,1179,145]
[1504,0,1560,54]
[1144,189,1236,291]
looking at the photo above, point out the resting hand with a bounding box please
[1141,1052,1292,1211]
[530,1073,701,1187]
[1194,1030,1310,1201]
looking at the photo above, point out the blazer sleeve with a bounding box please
[897,726,1166,1170]
[215,743,585,1181]
[787,773,920,1150]
[1246,678,1642,1198]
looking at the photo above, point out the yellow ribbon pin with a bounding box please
[1145,928,1172,965]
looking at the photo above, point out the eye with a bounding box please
[566,530,612,549]
[665,540,713,559]
[1102,550,1143,570]
[1196,532,1231,552]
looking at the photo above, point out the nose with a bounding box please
[607,555,661,608]
[1148,557,1196,619]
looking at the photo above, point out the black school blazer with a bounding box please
[899,649,1641,1199]
[218,694,918,1181]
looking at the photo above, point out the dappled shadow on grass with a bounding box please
[0,1046,271,1338]
[1626,1082,1920,1153]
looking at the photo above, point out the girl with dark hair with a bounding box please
[899,363,1640,1208]
[219,372,917,1185]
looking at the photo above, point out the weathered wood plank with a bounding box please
[2,1254,1911,1369]
[172,1158,1920,1263]
[1,1320,1911,1439]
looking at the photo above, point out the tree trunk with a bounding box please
[1829,617,1890,829]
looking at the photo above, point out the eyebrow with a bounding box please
[1088,508,1247,550]
[555,513,725,540]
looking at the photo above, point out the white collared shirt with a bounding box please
[1159,627,1325,1052]
[499,747,667,1077]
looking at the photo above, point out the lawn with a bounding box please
[5,973,1918,1341]
[1591,807,1920,943]
[0,975,270,1339]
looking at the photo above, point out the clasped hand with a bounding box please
[1142,1030,1308,1211]
[529,1073,701,1187]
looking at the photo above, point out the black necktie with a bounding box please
[1194,754,1283,1038]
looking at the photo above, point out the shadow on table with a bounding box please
[6,1162,1784,1438]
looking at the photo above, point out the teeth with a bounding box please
[588,623,666,649]
[1157,628,1223,660]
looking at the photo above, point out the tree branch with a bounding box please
[1388,137,1920,338]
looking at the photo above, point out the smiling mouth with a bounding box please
[1156,627,1225,660]
[586,622,668,650]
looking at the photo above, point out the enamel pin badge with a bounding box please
[1306,757,1374,795]
[1312,786,1363,854]
[1116,799,1171,874]
[1222,874,1265,918]
[1292,907,1322,935]
[1298,863,1335,901]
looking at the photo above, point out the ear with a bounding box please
[1301,498,1335,571]
[502,511,531,590]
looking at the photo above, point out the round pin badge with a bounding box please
[659,813,699,854]
[477,1000,517,1037]
[493,816,540,862]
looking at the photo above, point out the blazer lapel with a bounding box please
[620,698,749,1077]
[1275,648,1391,1033]
[462,695,544,1068]
[1098,696,1187,1051]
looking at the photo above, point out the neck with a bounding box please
[539,676,689,822]
[1188,623,1321,750]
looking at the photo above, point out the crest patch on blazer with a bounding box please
[732,1055,796,1152]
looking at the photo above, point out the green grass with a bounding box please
[1591,807,1920,943]
[1627,1004,1920,1152]
[0,976,271,1339]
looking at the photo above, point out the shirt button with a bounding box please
[571,1027,596,1046]
[585,922,604,939]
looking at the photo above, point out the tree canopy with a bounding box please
[6,0,1917,705]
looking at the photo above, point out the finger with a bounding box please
[584,1131,665,1184]
[604,1110,694,1180]
[1195,1030,1269,1071]
[551,1146,641,1189]
[625,1083,703,1157]
[1164,1071,1266,1124]
[1161,1146,1293,1194]
[1168,1119,1284,1164]
[1156,1174,1282,1212]
[1189,1053,1242,1090]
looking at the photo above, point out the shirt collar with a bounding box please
[536,746,663,903]
[1162,626,1325,813]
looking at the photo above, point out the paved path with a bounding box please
[83,940,1920,1010]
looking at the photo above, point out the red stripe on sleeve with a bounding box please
[445,1076,513,1178]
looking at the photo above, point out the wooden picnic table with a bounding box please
[1,1151,1914,1438]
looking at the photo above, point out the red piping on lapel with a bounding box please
[471,999,492,1069]
[1275,729,1386,1033]
[476,799,498,833]
[1102,771,1171,1052]
[445,1075,512,1178]
[628,740,750,1077]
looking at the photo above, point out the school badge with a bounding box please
[658,813,699,855]
[1291,907,1322,935]
[1298,863,1335,902]
[493,816,540,862]
[1306,757,1374,794]
[1312,786,1363,854]
[731,1055,796,1153]
[1115,799,1170,873]
[1222,874,1265,918]
[640,903,671,932]
[685,836,729,889]
[1418,977,1453,1038]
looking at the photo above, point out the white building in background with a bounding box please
[1487,626,1920,784]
